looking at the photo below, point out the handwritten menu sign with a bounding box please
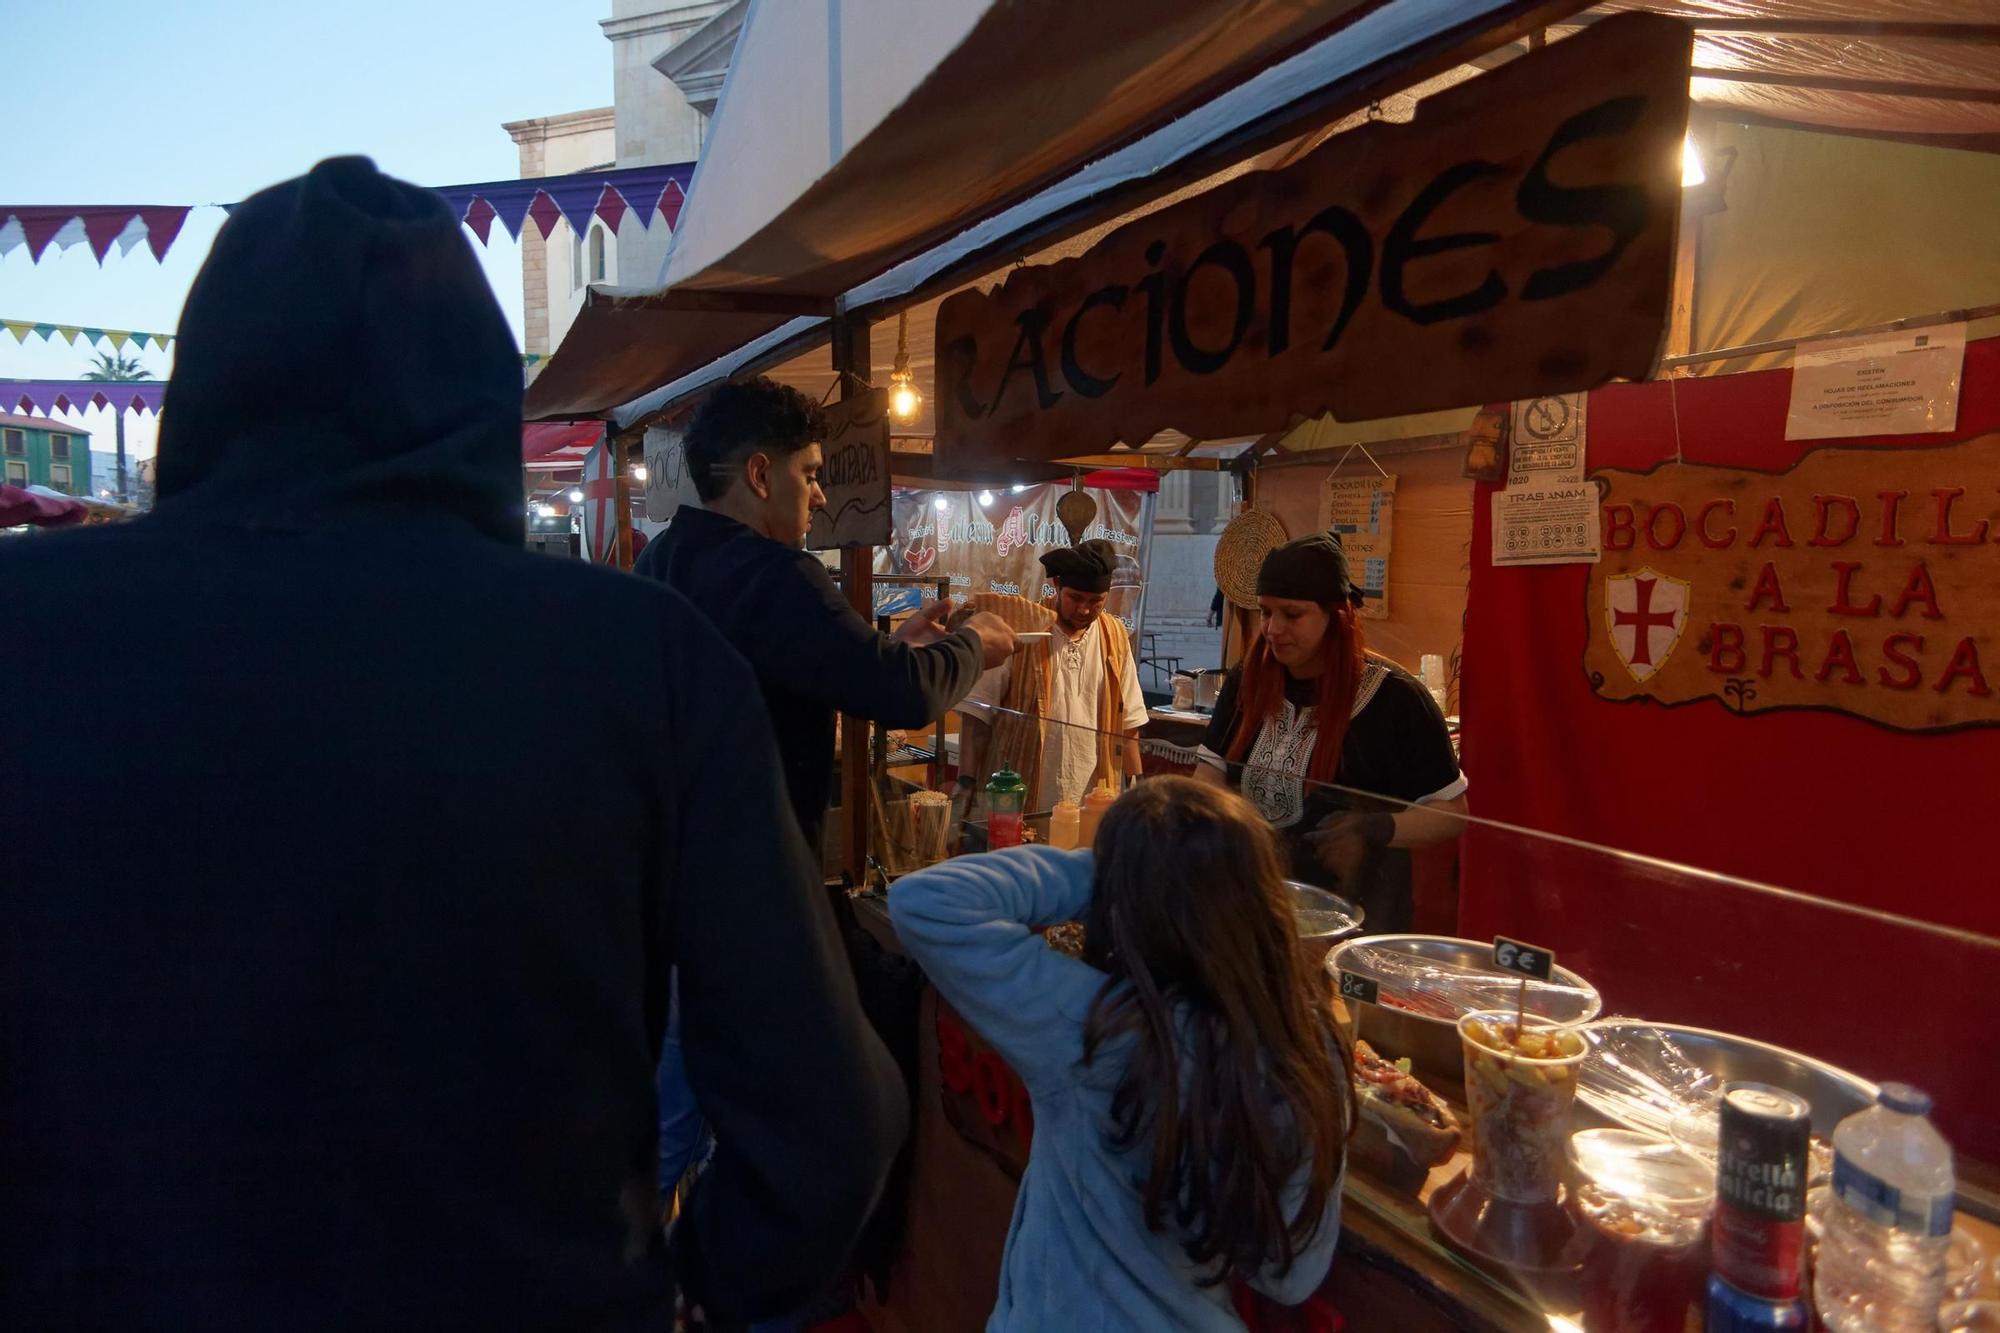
[933,14,1691,478]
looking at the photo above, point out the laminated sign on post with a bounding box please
[933,13,1692,479]
[807,387,893,550]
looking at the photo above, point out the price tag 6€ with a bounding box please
[1337,970,1379,1005]
[1492,936,1555,981]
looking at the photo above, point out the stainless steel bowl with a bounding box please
[1577,1019,1878,1141]
[1287,882,1364,942]
[1325,934,1602,1081]
[1287,882,1363,979]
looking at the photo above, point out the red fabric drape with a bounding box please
[1460,336,2000,1158]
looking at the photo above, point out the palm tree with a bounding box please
[82,350,155,502]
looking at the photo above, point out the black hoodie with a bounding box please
[0,158,904,1331]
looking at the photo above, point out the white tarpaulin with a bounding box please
[525,0,1549,421]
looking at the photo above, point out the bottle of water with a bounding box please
[1814,1083,1956,1331]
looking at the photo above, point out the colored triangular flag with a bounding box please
[524,191,562,242]
[80,328,106,348]
[2,321,33,343]
[462,196,496,245]
[137,207,188,261]
[108,331,131,351]
[132,333,152,350]
[55,326,81,345]
[31,323,58,341]
[594,186,628,235]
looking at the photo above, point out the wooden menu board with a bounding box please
[934,13,1692,479]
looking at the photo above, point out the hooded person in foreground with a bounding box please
[0,158,904,1331]
[1194,532,1466,934]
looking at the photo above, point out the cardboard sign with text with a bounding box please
[806,388,893,550]
[933,13,1691,478]
[642,422,701,523]
[1587,434,2000,730]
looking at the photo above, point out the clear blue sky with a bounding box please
[1,0,614,463]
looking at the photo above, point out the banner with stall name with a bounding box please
[877,482,1147,631]
[1587,434,2000,730]
[933,13,1691,478]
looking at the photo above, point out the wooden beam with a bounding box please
[624,289,836,317]
[1556,16,2000,42]
[611,430,640,569]
[832,312,874,885]
[1686,21,2000,40]
[1692,67,2000,105]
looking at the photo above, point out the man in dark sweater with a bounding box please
[635,378,1015,853]
[0,158,902,1332]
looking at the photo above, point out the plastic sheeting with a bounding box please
[1588,0,2000,142]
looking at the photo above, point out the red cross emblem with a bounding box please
[580,440,618,564]
[1604,568,1690,683]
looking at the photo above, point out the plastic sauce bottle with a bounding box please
[1047,800,1081,850]
[985,768,1027,850]
[1814,1082,1956,1331]
[1077,782,1117,846]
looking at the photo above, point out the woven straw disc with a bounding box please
[1213,509,1288,610]
[1055,489,1098,543]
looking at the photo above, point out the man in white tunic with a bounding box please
[959,541,1149,814]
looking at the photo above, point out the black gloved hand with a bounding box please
[1303,810,1395,887]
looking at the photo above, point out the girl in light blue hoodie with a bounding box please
[889,777,1352,1332]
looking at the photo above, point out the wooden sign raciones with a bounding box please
[933,12,1692,479]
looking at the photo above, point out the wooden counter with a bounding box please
[851,898,1554,1331]
[848,897,1996,1331]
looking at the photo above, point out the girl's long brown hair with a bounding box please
[1080,778,1354,1286]
[1226,602,1366,784]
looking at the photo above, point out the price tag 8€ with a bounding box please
[1337,970,1379,1005]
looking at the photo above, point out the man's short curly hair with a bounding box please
[685,377,827,502]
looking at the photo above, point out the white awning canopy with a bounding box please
[525,0,1547,421]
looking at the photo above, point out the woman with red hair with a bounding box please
[1195,532,1465,933]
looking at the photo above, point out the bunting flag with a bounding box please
[0,207,191,265]
[0,161,695,266]
[1,321,173,353]
[3,379,168,417]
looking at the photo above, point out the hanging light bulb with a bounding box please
[1011,483,1027,494]
[568,487,585,503]
[888,309,923,423]
[977,490,994,506]
[1681,133,1706,188]
[632,463,649,482]
[932,495,950,513]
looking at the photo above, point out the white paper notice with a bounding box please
[1785,324,1965,441]
[1509,392,1587,486]
[1495,392,1597,565]
[1492,483,1601,567]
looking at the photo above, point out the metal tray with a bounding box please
[1576,1019,1877,1141]
[1324,934,1601,1080]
